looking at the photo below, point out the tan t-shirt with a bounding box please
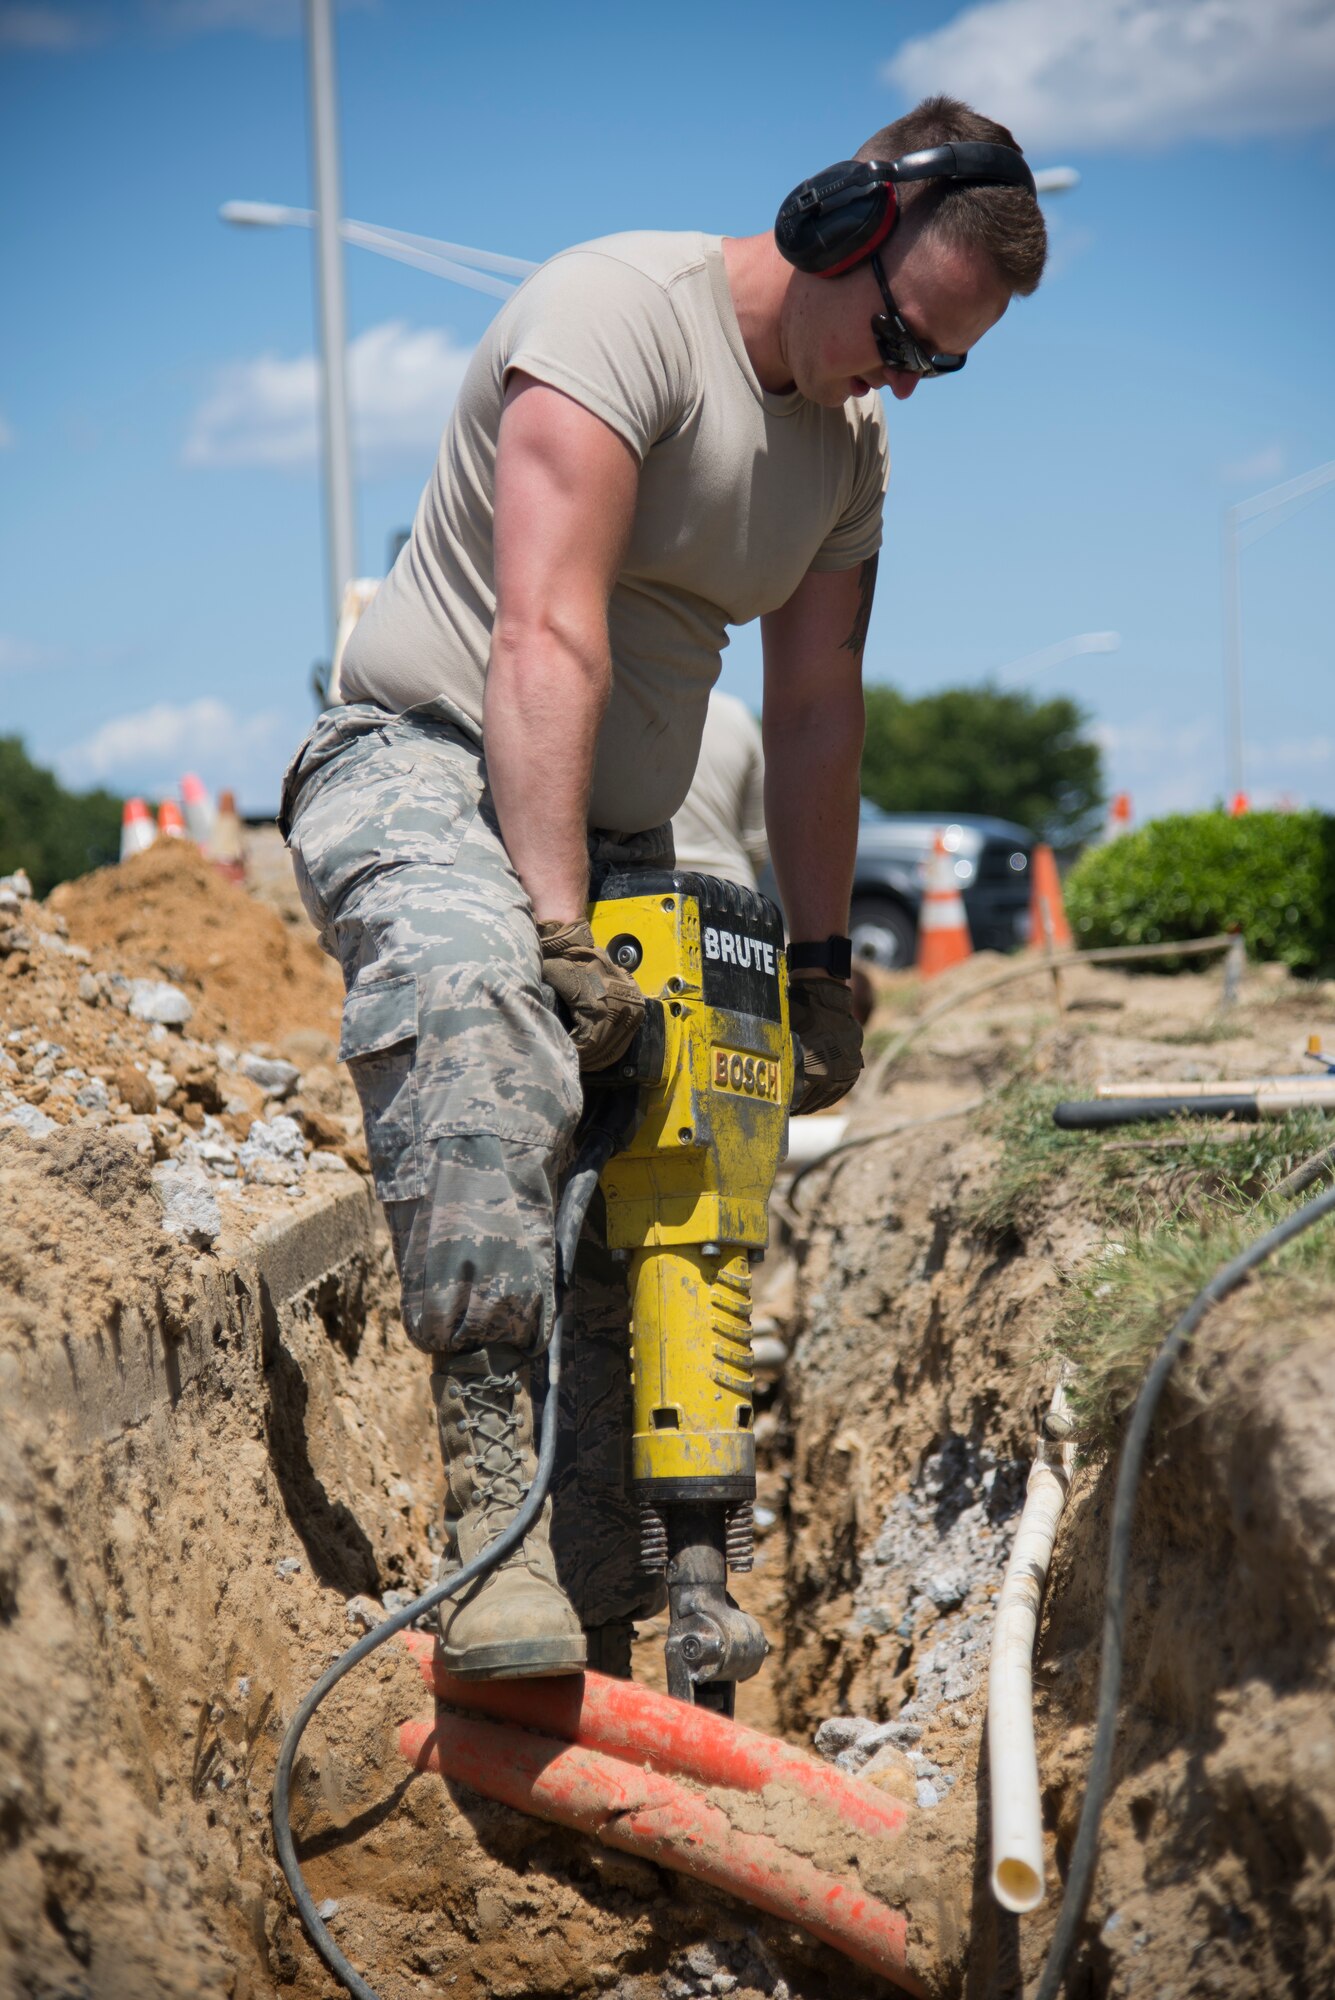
[671,690,768,892]
[341,230,888,834]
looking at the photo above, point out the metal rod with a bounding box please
[304,0,356,651]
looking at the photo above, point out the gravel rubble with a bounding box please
[812,1434,1027,1802]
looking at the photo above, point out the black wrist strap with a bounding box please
[787,935,853,979]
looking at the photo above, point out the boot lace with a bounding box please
[460,1370,529,1533]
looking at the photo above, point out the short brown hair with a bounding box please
[857,95,1047,297]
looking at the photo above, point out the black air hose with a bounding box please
[272,1100,632,2000]
[1034,1179,1335,2000]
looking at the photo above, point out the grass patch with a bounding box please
[1153,1019,1251,1045]
[962,1083,1335,1441]
[1053,1208,1335,1445]
[964,1081,1335,1243]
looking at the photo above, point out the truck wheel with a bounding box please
[849,896,916,971]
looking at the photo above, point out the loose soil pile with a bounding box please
[50,842,341,1050]
[5,841,1333,2000]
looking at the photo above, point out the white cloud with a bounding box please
[146,0,371,34]
[1221,443,1286,487]
[183,320,474,474]
[884,0,1335,151]
[56,698,286,805]
[0,5,101,48]
[1095,715,1334,814]
[1247,735,1333,772]
[0,1,369,49]
[147,0,302,31]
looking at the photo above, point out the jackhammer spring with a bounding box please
[725,1500,755,1573]
[639,1498,669,1573]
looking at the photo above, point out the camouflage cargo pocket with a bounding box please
[338,971,424,1200]
[289,730,482,923]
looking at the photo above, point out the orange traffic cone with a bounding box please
[180,771,214,844]
[916,831,973,977]
[1028,844,1073,951]
[1108,792,1132,837]
[158,799,187,840]
[1229,792,1250,817]
[119,798,156,861]
[205,788,246,884]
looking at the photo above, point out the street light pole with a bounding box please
[1221,506,1245,800]
[304,0,356,651]
[998,631,1120,685]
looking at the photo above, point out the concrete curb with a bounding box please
[8,1178,375,1448]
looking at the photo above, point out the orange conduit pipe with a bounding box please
[399,1705,929,1997]
[399,1630,908,1843]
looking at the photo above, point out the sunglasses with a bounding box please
[869,252,966,378]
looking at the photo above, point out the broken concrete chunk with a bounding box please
[307,1149,349,1173]
[812,1715,880,1760]
[923,1570,969,1612]
[0,870,32,901]
[1,1103,57,1140]
[115,1118,156,1157]
[275,1556,302,1578]
[345,1595,382,1632]
[75,1078,110,1112]
[129,980,193,1028]
[150,1163,221,1246]
[239,1052,301,1099]
[239,1117,307,1183]
[750,1333,788,1373]
[242,1156,303,1188]
[175,1132,239,1179]
[240,1114,305,1164]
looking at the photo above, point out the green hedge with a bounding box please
[1064,810,1335,974]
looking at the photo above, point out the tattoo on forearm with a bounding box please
[839,553,878,656]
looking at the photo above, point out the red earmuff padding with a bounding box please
[817,182,899,279]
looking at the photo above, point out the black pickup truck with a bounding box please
[846,802,1034,969]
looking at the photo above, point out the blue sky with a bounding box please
[2,0,1333,820]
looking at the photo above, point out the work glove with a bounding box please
[789,976,863,1114]
[538,919,646,1073]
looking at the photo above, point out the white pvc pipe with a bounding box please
[782,1116,848,1166]
[987,1390,1075,1913]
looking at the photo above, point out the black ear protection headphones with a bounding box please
[775,143,1037,277]
[774,143,1036,379]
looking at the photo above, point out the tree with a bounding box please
[860,683,1104,848]
[0,737,123,897]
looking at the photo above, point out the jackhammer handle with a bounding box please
[584,997,668,1087]
[1053,1095,1259,1129]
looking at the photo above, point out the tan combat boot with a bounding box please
[431,1345,587,1679]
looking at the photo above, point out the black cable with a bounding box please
[1034,1178,1335,2000]
[271,1108,629,2000]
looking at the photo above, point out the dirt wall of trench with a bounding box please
[0,851,920,2000]
[778,964,1335,1999]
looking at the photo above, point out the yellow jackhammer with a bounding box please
[588,868,797,1714]
[274,868,799,1992]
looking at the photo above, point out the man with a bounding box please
[281,96,1046,1680]
[671,688,769,893]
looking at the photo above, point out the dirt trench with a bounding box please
[0,850,918,2000]
[777,958,1335,1998]
[5,843,1334,2000]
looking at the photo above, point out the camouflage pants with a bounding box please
[281,699,667,1627]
